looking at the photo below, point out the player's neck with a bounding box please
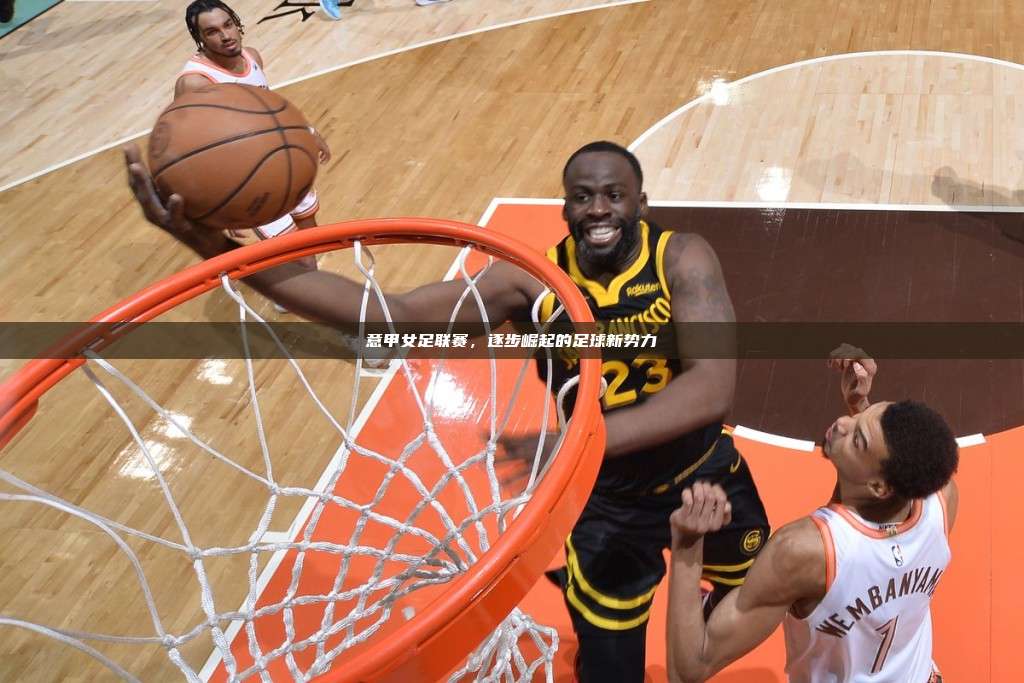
[201,48,246,73]
[844,496,913,526]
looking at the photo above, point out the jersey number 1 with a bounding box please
[871,616,899,674]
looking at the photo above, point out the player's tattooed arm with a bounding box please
[676,239,737,323]
[602,233,737,459]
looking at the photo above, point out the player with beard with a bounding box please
[123,139,769,683]
[525,141,769,682]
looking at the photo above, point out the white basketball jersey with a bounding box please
[783,493,950,683]
[179,47,315,234]
[180,48,269,88]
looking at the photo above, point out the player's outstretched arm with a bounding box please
[667,500,825,683]
[601,233,736,458]
[123,144,539,326]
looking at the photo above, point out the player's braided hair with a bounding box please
[185,0,245,52]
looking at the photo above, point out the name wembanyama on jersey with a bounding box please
[537,220,720,493]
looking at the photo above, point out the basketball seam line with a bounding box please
[193,144,317,222]
[161,102,288,116]
[152,125,310,178]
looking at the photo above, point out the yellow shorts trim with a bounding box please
[566,536,658,610]
[566,584,652,631]
[702,572,746,586]
[702,558,755,573]
[651,436,720,495]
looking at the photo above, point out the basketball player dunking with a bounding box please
[178,0,330,278]
[124,139,771,683]
[667,348,958,683]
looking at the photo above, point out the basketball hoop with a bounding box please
[0,218,605,682]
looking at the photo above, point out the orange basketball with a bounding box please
[147,83,319,230]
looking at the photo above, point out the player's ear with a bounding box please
[866,476,894,501]
[561,199,569,222]
[638,192,649,219]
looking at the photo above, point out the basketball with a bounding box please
[147,83,319,230]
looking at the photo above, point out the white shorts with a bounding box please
[224,188,319,245]
[290,188,319,221]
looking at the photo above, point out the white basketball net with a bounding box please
[0,241,585,682]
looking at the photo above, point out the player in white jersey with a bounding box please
[666,346,959,683]
[176,0,330,275]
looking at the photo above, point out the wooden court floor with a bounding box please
[2,0,1024,680]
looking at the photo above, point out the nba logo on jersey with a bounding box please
[891,544,904,567]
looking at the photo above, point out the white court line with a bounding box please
[628,49,1024,154]
[199,198,514,680]
[732,425,816,452]
[475,197,506,236]
[0,0,649,195]
[475,196,1024,213]
[643,199,1024,213]
[735,428,988,452]
[956,433,986,448]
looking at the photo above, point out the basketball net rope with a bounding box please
[0,242,588,682]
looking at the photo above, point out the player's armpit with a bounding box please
[667,519,825,683]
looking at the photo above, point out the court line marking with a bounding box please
[199,199,504,680]
[734,428,988,452]
[460,195,1024,213]
[732,425,816,452]
[0,0,649,194]
[637,200,1024,212]
[628,49,1024,155]
[956,433,987,448]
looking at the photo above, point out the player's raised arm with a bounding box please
[601,233,736,458]
[667,487,825,683]
[828,343,878,415]
[123,144,540,326]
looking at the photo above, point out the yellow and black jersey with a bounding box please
[537,220,723,494]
